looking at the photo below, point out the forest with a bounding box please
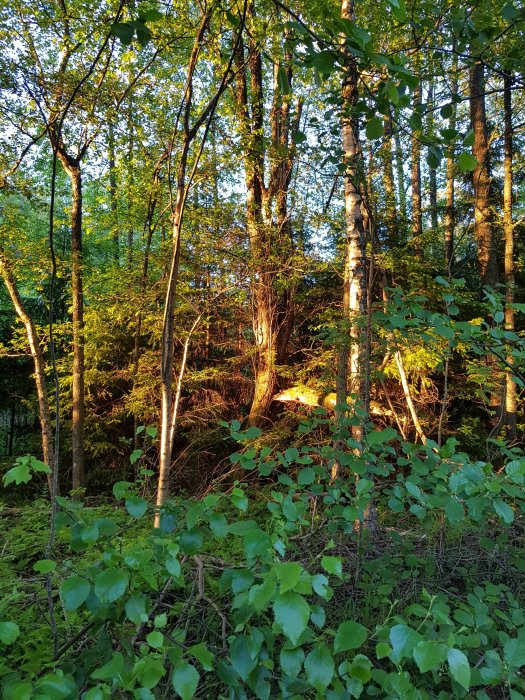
[0,0,524,697]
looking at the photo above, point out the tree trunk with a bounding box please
[411,80,423,259]
[69,163,85,489]
[469,61,497,287]
[0,254,55,489]
[394,129,407,220]
[108,121,119,264]
[382,111,397,247]
[336,0,366,426]
[444,59,458,273]
[503,74,517,441]
[427,81,438,231]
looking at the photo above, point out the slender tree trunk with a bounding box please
[503,74,517,441]
[411,80,423,259]
[127,98,135,267]
[69,164,85,489]
[108,121,119,264]
[394,129,407,220]
[336,0,366,429]
[0,255,55,489]
[444,59,458,273]
[382,111,397,247]
[427,81,438,231]
[469,61,497,287]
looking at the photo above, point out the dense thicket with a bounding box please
[0,0,524,697]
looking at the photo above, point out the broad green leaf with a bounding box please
[389,624,421,659]
[503,638,525,668]
[172,661,199,700]
[0,621,20,645]
[91,651,124,681]
[33,559,56,574]
[61,576,91,610]
[440,103,454,118]
[312,573,331,599]
[413,640,446,672]
[125,594,147,624]
[111,22,134,44]
[334,620,368,653]
[189,642,214,671]
[321,555,343,579]
[376,642,391,659]
[367,427,397,446]
[366,117,384,140]
[130,449,142,465]
[3,463,31,486]
[304,646,334,693]
[494,499,514,524]
[208,512,228,538]
[273,592,310,644]
[180,529,204,554]
[275,562,302,594]
[433,325,455,339]
[231,488,248,512]
[94,568,129,603]
[297,467,315,485]
[280,645,304,678]
[447,648,470,690]
[113,481,131,500]
[230,636,257,680]
[146,631,164,649]
[458,152,478,172]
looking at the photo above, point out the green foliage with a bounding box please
[0,416,523,698]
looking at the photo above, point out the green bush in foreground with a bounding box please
[1,416,524,699]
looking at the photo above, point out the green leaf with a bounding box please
[463,128,475,147]
[0,621,20,645]
[334,620,368,653]
[458,152,477,172]
[146,631,164,649]
[230,636,258,680]
[172,661,199,700]
[91,651,124,681]
[3,463,31,486]
[61,576,91,610]
[297,467,315,485]
[113,481,131,500]
[366,117,384,140]
[180,529,204,554]
[30,457,52,473]
[189,643,214,671]
[321,555,343,579]
[208,512,228,538]
[94,568,129,603]
[277,65,292,96]
[275,562,303,594]
[231,487,248,512]
[33,559,56,574]
[125,594,147,624]
[494,499,514,523]
[503,638,525,668]
[111,22,134,44]
[140,8,163,21]
[280,645,304,678]
[367,427,397,446]
[413,640,446,672]
[273,591,310,644]
[304,646,334,693]
[389,624,421,659]
[433,325,455,339]
[125,495,147,518]
[445,498,465,524]
[440,103,454,119]
[312,573,331,599]
[447,648,470,690]
[376,642,391,659]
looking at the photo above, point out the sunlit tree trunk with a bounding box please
[394,129,407,220]
[0,254,55,489]
[382,111,397,247]
[503,74,516,441]
[411,80,423,259]
[108,120,119,264]
[469,61,497,287]
[444,59,458,273]
[427,80,438,231]
[336,0,366,434]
